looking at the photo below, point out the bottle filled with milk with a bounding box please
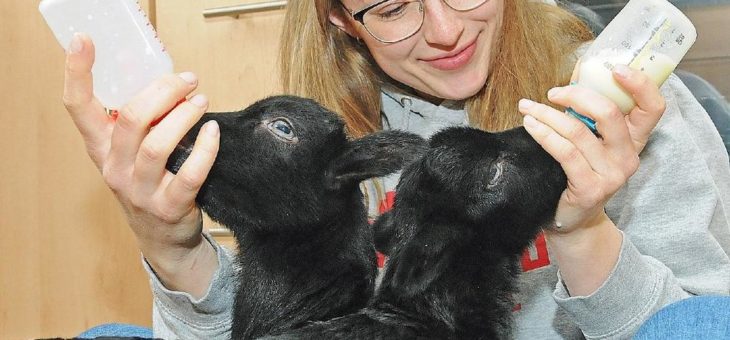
[569,0,697,132]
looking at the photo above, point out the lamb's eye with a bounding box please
[266,118,298,143]
[487,160,504,188]
[273,121,291,135]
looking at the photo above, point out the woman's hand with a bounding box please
[63,33,220,298]
[517,64,666,295]
[518,64,665,234]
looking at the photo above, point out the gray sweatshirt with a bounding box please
[145,74,730,339]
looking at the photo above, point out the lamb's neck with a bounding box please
[235,219,364,254]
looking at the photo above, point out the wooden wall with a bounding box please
[0,0,283,337]
[0,2,154,338]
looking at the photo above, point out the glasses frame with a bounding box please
[340,0,489,43]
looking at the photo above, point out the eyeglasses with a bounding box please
[341,0,489,43]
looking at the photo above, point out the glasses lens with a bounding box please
[362,1,423,43]
[443,0,489,11]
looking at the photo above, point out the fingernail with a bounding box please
[547,87,563,100]
[189,94,208,108]
[179,72,197,84]
[518,98,535,111]
[204,120,219,137]
[69,33,83,54]
[614,64,631,78]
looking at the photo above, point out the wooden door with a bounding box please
[156,0,284,112]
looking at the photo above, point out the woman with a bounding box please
[61,0,730,338]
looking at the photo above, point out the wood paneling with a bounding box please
[1,1,154,338]
[156,0,284,112]
[1,1,279,336]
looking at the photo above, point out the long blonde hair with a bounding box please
[279,0,593,137]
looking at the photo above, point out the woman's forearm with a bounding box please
[546,213,623,297]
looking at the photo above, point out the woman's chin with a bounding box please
[433,81,486,101]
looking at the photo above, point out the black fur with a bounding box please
[265,126,567,339]
[166,95,427,339]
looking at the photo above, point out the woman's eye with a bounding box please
[374,2,408,19]
[266,118,297,142]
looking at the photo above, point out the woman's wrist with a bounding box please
[141,232,220,299]
[545,212,623,297]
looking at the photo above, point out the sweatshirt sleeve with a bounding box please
[143,232,236,340]
[553,74,730,339]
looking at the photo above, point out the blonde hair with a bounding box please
[279,0,593,137]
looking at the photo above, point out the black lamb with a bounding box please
[166,95,427,339]
[266,126,568,339]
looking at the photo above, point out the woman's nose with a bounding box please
[421,0,465,47]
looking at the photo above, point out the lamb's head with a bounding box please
[394,126,567,254]
[167,95,426,234]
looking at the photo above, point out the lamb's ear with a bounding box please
[326,130,426,190]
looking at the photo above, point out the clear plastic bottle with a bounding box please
[40,0,174,110]
[569,0,697,132]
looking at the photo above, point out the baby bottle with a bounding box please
[39,0,174,110]
[569,0,697,131]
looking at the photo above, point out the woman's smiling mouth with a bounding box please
[421,39,478,71]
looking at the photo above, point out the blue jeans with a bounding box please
[77,323,153,338]
[634,296,730,339]
[76,297,730,339]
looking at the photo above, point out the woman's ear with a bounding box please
[328,9,360,39]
